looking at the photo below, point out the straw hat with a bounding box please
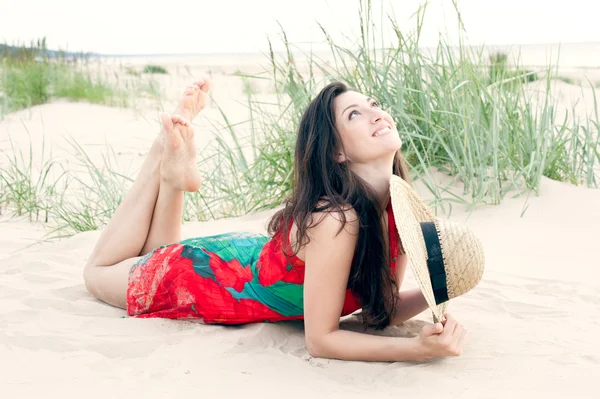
[389,175,485,322]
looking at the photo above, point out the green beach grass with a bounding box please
[143,64,168,74]
[0,38,161,117]
[0,1,598,238]
[194,1,599,219]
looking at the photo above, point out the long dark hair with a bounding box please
[267,81,411,330]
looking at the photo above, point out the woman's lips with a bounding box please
[372,126,392,137]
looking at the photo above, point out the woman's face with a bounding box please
[333,90,402,165]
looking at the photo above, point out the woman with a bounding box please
[84,79,466,362]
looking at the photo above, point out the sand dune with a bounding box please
[1,172,598,398]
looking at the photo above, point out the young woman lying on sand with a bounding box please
[84,79,470,362]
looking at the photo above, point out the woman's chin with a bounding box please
[387,138,403,153]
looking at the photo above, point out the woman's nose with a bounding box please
[371,112,383,123]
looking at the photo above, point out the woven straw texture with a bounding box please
[389,175,484,322]
[437,220,485,299]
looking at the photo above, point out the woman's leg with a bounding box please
[83,80,210,309]
[139,78,210,253]
[82,136,161,309]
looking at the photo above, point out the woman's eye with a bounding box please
[349,102,380,120]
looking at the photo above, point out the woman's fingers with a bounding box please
[453,324,467,355]
[439,314,468,356]
[440,314,457,339]
[420,313,467,358]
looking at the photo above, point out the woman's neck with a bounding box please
[350,158,393,210]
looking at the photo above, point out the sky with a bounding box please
[1,0,599,55]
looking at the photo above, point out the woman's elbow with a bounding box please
[305,335,329,358]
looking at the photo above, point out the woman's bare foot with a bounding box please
[160,113,202,192]
[153,78,210,158]
[175,78,211,121]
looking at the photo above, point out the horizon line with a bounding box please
[91,40,600,58]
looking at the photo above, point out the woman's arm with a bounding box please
[303,208,425,362]
[356,288,429,330]
[389,288,430,326]
[310,327,424,362]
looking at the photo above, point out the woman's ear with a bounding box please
[336,151,347,163]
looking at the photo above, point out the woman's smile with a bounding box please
[372,125,392,137]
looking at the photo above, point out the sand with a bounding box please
[1,53,600,398]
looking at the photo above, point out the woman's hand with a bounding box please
[415,313,466,360]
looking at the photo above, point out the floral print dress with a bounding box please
[126,200,400,324]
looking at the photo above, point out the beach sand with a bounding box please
[1,53,599,398]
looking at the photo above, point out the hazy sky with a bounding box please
[1,0,599,54]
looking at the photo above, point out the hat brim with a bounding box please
[389,175,447,322]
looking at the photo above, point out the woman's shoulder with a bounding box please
[287,197,358,262]
[306,197,359,239]
[313,196,356,216]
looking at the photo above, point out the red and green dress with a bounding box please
[127,200,400,324]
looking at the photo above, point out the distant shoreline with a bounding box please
[95,41,600,58]
[91,42,600,69]
[4,41,599,68]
